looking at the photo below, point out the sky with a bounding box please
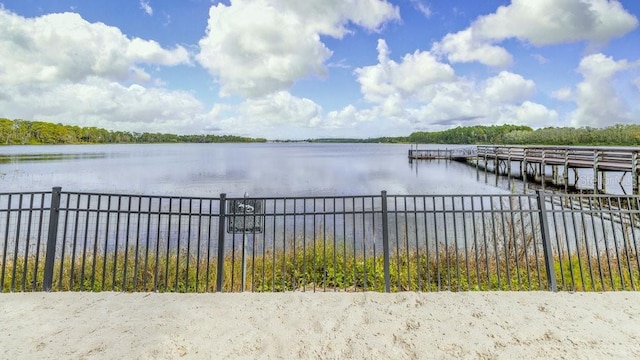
[0,0,639,140]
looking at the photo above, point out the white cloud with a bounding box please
[197,0,399,98]
[409,81,480,125]
[418,91,559,128]
[140,0,153,16]
[322,104,409,137]
[280,0,400,37]
[552,87,574,101]
[325,105,362,129]
[0,8,205,134]
[497,101,559,126]
[410,0,432,18]
[356,39,456,104]
[354,41,558,129]
[206,91,329,139]
[202,90,411,139]
[635,77,640,92]
[432,29,513,68]
[475,0,638,46]
[569,53,635,127]
[433,0,638,67]
[240,91,322,127]
[0,9,190,85]
[532,54,549,64]
[577,52,630,79]
[197,2,331,98]
[0,78,206,134]
[483,71,535,104]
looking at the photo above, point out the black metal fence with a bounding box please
[1,188,639,292]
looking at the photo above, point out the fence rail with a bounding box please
[2,188,639,292]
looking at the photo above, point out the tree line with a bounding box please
[0,118,266,145]
[311,124,640,146]
[406,124,533,144]
[2,117,640,146]
[407,124,640,145]
[499,124,640,146]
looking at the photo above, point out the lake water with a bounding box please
[0,143,515,197]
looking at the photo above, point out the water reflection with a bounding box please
[0,143,507,196]
[0,152,108,163]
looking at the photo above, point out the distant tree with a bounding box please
[0,118,266,145]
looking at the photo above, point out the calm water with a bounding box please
[0,142,592,197]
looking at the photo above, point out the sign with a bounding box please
[227,199,264,234]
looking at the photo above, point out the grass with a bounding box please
[2,237,639,293]
[555,253,640,291]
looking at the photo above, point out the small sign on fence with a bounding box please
[226,199,264,234]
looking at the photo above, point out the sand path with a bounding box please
[2,292,640,359]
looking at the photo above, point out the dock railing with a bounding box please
[2,187,639,293]
[408,147,476,160]
[477,146,640,170]
[475,145,640,194]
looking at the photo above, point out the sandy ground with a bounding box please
[1,292,639,360]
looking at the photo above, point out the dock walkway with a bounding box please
[408,145,640,194]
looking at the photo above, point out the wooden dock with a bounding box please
[474,145,639,194]
[408,145,640,195]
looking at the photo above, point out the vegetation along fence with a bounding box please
[1,187,639,293]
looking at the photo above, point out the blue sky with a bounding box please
[1,0,639,139]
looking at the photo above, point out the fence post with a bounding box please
[593,150,601,194]
[216,193,227,292]
[381,191,390,293]
[632,151,638,195]
[475,146,479,180]
[541,150,546,191]
[522,148,528,192]
[536,190,557,292]
[43,187,62,292]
